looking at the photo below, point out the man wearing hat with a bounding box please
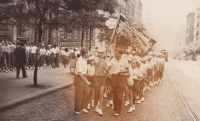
[74,47,90,114]
[14,42,28,78]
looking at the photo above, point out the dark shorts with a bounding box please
[94,75,106,87]
[131,80,140,92]
[87,75,94,87]
[147,68,153,76]
[106,76,112,86]
[139,79,146,88]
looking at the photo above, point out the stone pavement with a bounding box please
[0,66,74,112]
[166,60,200,120]
[0,71,193,121]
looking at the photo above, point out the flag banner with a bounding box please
[113,15,156,53]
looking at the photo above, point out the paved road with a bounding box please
[166,60,200,120]
[0,70,193,121]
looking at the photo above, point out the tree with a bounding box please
[62,0,118,50]
[0,0,72,87]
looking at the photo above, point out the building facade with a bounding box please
[185,12,195,46]
[193,7,200,43]
[0,1,95,48]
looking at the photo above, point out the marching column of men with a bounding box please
[74,47,165,116]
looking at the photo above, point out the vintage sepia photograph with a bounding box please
[0,0,200,120]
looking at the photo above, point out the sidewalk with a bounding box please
[0,66,74,112]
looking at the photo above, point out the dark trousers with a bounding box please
[51,55,56,68]
[55,54,59,68]
[16,63,26,78]
[6,52,11,69]
[111,74,125,114]
[46,56,51,66]
[74,75,90,112]
[10,52,15,69]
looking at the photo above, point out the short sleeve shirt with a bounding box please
[74,56,87,75]
[31,46,37,53]
[46,50,51,56]
[40,48,46,55]
[109,57,129,74]
[87,65,95,76]
[5,45,11,53]
[50,48,57,54]
[10,44,16,53]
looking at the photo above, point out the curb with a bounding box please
[0,82,73,113]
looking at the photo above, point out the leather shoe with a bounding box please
[23,76,28,78]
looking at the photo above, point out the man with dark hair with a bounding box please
[14,42,28,78]
[74,47,90,114]
[109,49,129,116]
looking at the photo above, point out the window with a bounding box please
[66,33,71,39]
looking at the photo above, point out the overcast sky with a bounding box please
[141,0,200,51]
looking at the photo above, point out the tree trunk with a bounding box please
[81,25,84,48]
[89,26,92,51]
[33,19,43,87]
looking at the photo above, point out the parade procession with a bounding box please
[2,0,200,121]
[73,14,166,116]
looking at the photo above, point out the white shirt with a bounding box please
[132,67,143,80]
[50,48,57,54]
[30,46,37,53]
[40,48,46,55]
[109,57,129,75]
[46,50,51,56]
[61,50,69,56]
[74,56,88,75]
[26,46,30,53]
[75,50,80,57]
[55,47,60,53]
[5,45,11,53]
[87,64,95,76]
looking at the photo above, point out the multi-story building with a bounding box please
[185,12,195,46]
[115,0,142,27]
[134,0,143,27]
[193,7,200,43]
[175,27,186,52]
[96,0,143,49]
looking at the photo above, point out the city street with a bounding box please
[1,60,200,121]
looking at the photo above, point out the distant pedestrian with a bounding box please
[14,42,28,78]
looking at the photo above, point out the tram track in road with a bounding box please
[165,69,199,121]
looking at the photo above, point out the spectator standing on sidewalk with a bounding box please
[14,42,28,78]
[50,45,57,68]
[2,41,8,72]
[39,44,46,69]
[60,47,69,69]
[55,45,60,68]
[10,42,16,71]
[30,43,37,69]
[0,41,3,72]
[74,47,90,114]
[5,40,12,72]
[45,46,51,68]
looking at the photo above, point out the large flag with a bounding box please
[112,15,156,53]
